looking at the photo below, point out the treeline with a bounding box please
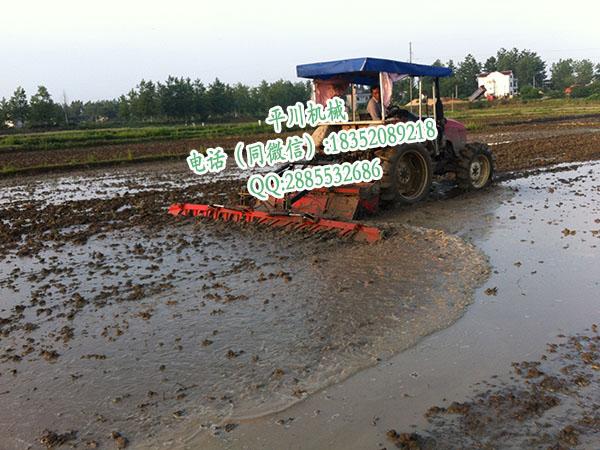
[2,47,600,130]
[431,48,600,99]
[0,77,311,130]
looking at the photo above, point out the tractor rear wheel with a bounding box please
[376,144,433,205]
[456,143,495,190]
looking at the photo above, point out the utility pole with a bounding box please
[454,84,458,112]
[62,91,69,126]
[409,42,413,112]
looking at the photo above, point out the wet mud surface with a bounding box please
[190,161,600,450]
[466,115,600,173]
[0,165,487,448]
[491,131,600,172]
[388,327,600,449]
[380,161,600,450]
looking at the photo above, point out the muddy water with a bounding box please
[0,162,243,206]
[190,160,600,450]
[0,171,488,448]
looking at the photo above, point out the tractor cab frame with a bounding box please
[296,57,453,150]
[296,57,494,201]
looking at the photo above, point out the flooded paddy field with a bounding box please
[195,161,600,450]
[0,128,599,449]
[0,164,487,449]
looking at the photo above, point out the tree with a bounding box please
[494,48,545,87]
[0,98,9,128]
[192,79,207,120]
[496,48,518,70]
[206,78,233,118]
[158,76,195,121]
[252,80,271,116]
[30,86,61,127]
[455,54,481,97]
[82,100,118,122]
[128,80,158,120]
[438,59,457,97]
[514,50,546,87]
[573,59,594,85]
[483,56,497,73]
[7,86,29,125]
[66,100,84,124]
[268,80,296,110]
[551,59,575,91]
[117,95,131,122]
[231,82,252,117]
[421,60,445,98]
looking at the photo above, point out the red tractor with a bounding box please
[298,57,494,206]
[169,57,494,242]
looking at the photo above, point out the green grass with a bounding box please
[445,98,600,129]
[1,164,16,175]
[0,122,271,152]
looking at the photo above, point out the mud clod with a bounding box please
[111,431,129,448]
[39,429,77,448]
[391,328,600,448]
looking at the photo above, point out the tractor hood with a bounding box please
[444,118,467,150]
[445,118,466,130]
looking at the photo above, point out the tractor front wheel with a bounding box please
[456,143,495,190]
[377,144,433,205]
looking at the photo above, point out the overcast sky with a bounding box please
[2,0,599,102]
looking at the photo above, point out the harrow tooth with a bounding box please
[168,203,382,243]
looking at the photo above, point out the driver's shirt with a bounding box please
[367,97,382,120]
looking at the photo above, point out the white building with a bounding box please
[3,119,24,129]
[476,71,518,98]
[346,91,370,106]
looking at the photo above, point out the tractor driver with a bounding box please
[367,85,383,121]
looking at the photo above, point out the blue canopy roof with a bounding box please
[296,57,452,84]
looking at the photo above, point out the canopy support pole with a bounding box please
[379,72,385,121]
[432,80,439,155]
[418,78,422,119]
[351,84,356,122]
[409,77,413,113]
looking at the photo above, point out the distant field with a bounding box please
[0,122,270,153]
[445,98,600,130]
